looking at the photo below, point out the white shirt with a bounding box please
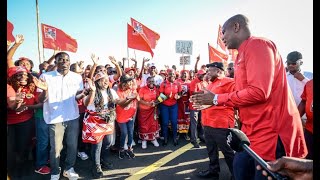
[286,71,310,106]
[40,70,83,124]
[86,89,119,111]
[140,74,163,87]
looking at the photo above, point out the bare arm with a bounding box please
[139,58,150,79]
[88,54,99,80]
[122,58,126,69]
[297,100,306,117]
[47,49,60,64]
[109,56,122,81]
[194,55,200,73]
[7,34,24,68]
[38,90,48,103]
[130,58,137,69]
[82,78,96,106]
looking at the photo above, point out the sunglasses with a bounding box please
[227,67,233,70]
[287,62,297,65]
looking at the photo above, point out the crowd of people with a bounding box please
[7,14,313,180]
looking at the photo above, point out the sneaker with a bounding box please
[77,152,89,160]
[184,134,191,141]
[141,140,147,149]
[126,149,135,159]
[191,142,201,148]
[35,166,51,175]
[124,144,128,150]
[151,139,159,147]
[63,167,79,180]
[51,174,60,180]
[132,140,136,146]
[101,161,114,169]
[92,165,103,179]
[119,150,125,159]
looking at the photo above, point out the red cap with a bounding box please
[197,69,206,75]
[180,70,189,74]
[7,66,29,78]
[166,68,175,74]
[125,67,135,73]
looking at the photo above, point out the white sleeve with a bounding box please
[78,75,84,91]
[111,89,119,100]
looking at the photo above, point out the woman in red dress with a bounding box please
[137,77,160,149]
[175,70,191,140]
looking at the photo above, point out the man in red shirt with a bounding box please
[189,69,208,148]
[191,14,307,180]
[197,62,235,179]
[298,79,313,159]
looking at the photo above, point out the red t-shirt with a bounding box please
[138,86,158,110]
[218,36,307,160]
[116,88,137,123]
[7,86,36,124]
[159,80,182,106]
[202,77,235,128]
[301,79,313,133]
[189,77,208,110]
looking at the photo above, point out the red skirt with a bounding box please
[137,107,160,141]
[177,99,190,133]
[82,110,114,144]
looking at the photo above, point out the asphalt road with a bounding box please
[9,138,232,180]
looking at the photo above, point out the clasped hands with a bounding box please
[189,89,216,110]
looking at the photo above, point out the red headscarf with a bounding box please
[7,66,29,78]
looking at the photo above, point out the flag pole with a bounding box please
[133,50,137,67]
[127,47,129,69]
[208,43,210,63]
[36,0,42,64]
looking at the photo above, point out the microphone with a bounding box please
[226,128,288,180]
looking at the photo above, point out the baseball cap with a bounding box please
[206,62,225,71]
[120,74,133,84]
[286,51,302,62]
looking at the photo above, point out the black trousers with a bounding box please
[203,126,235,175]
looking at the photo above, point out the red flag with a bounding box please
[229,49,238,62]
[217,25,226,52]
[208,43,228,63]
[7,20,15,43]
[127,24,154,57]
[41,23,78,53]
[131,18,160,49]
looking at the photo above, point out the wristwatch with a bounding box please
[213,94,218,106]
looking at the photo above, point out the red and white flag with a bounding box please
[7,20,15,43]
[217,24,226,52]
[131,17,160,49]
[208,43,228,63]
[41,23,78,52]
[127,23,154,57]
[229,49,238,62]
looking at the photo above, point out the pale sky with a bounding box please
[7,0,313,72]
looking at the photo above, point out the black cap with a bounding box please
[286,51,302,62]
[120,74,133,84]
[206,62,225,71]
